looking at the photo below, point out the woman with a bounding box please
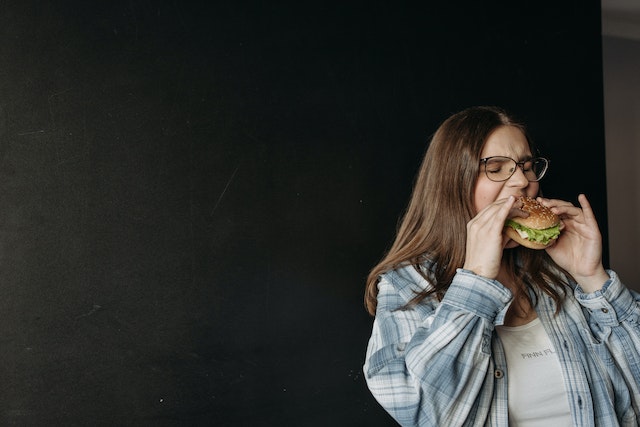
[363,106,640,426]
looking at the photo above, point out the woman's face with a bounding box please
[473,125,539,214]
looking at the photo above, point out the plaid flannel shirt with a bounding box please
[364,265,640,426]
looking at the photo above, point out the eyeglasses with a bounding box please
[479,156,549,182]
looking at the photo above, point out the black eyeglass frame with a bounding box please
[479,156,549,182]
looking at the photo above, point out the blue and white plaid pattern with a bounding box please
[364,265,640,426]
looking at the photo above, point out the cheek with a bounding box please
[473,180,502,213]
[526,183,540,198]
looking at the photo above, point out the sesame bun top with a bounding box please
[513,197,560,229]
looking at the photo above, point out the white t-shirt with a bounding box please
[496,318,572,426]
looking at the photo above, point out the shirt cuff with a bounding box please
[439,269,513,323]
[574,270,636,326]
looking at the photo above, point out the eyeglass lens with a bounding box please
[484,157,547,182]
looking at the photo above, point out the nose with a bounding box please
[508,164,529,187]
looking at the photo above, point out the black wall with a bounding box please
[0,1,607,426]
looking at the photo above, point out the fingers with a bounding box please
[540,194,605,287]
[537,194,596,224]
[485,195,524,223]
[537,196,582,220]
[509,205,529,220]
[501,195,518,217]
[536,196,573,210]
[465,196,522,279]
[577,194,597,223]
[470,196,530,238]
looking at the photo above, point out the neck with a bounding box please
[497,265,537,326]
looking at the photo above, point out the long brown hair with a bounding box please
[364,106,569,316]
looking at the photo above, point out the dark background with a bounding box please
[0,1,607,426]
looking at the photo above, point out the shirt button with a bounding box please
[494,369,504,379]
[601,308,609,313]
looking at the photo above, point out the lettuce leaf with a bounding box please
[505,219,560,244]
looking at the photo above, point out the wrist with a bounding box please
[573,268,610,293]
[462,264,497,280]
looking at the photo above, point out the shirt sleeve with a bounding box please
[363,268,512,426]
[574,270,640,403]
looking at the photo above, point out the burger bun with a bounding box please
[506,197,560,250]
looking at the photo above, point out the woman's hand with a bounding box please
[539,194,609,292]
[463,196,527,280]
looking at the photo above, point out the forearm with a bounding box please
[364,270,512,425]
[575,271,640,395]
[366,319,492,426]
[575,270,640,338]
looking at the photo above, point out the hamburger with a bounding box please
[504,197,561,249]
